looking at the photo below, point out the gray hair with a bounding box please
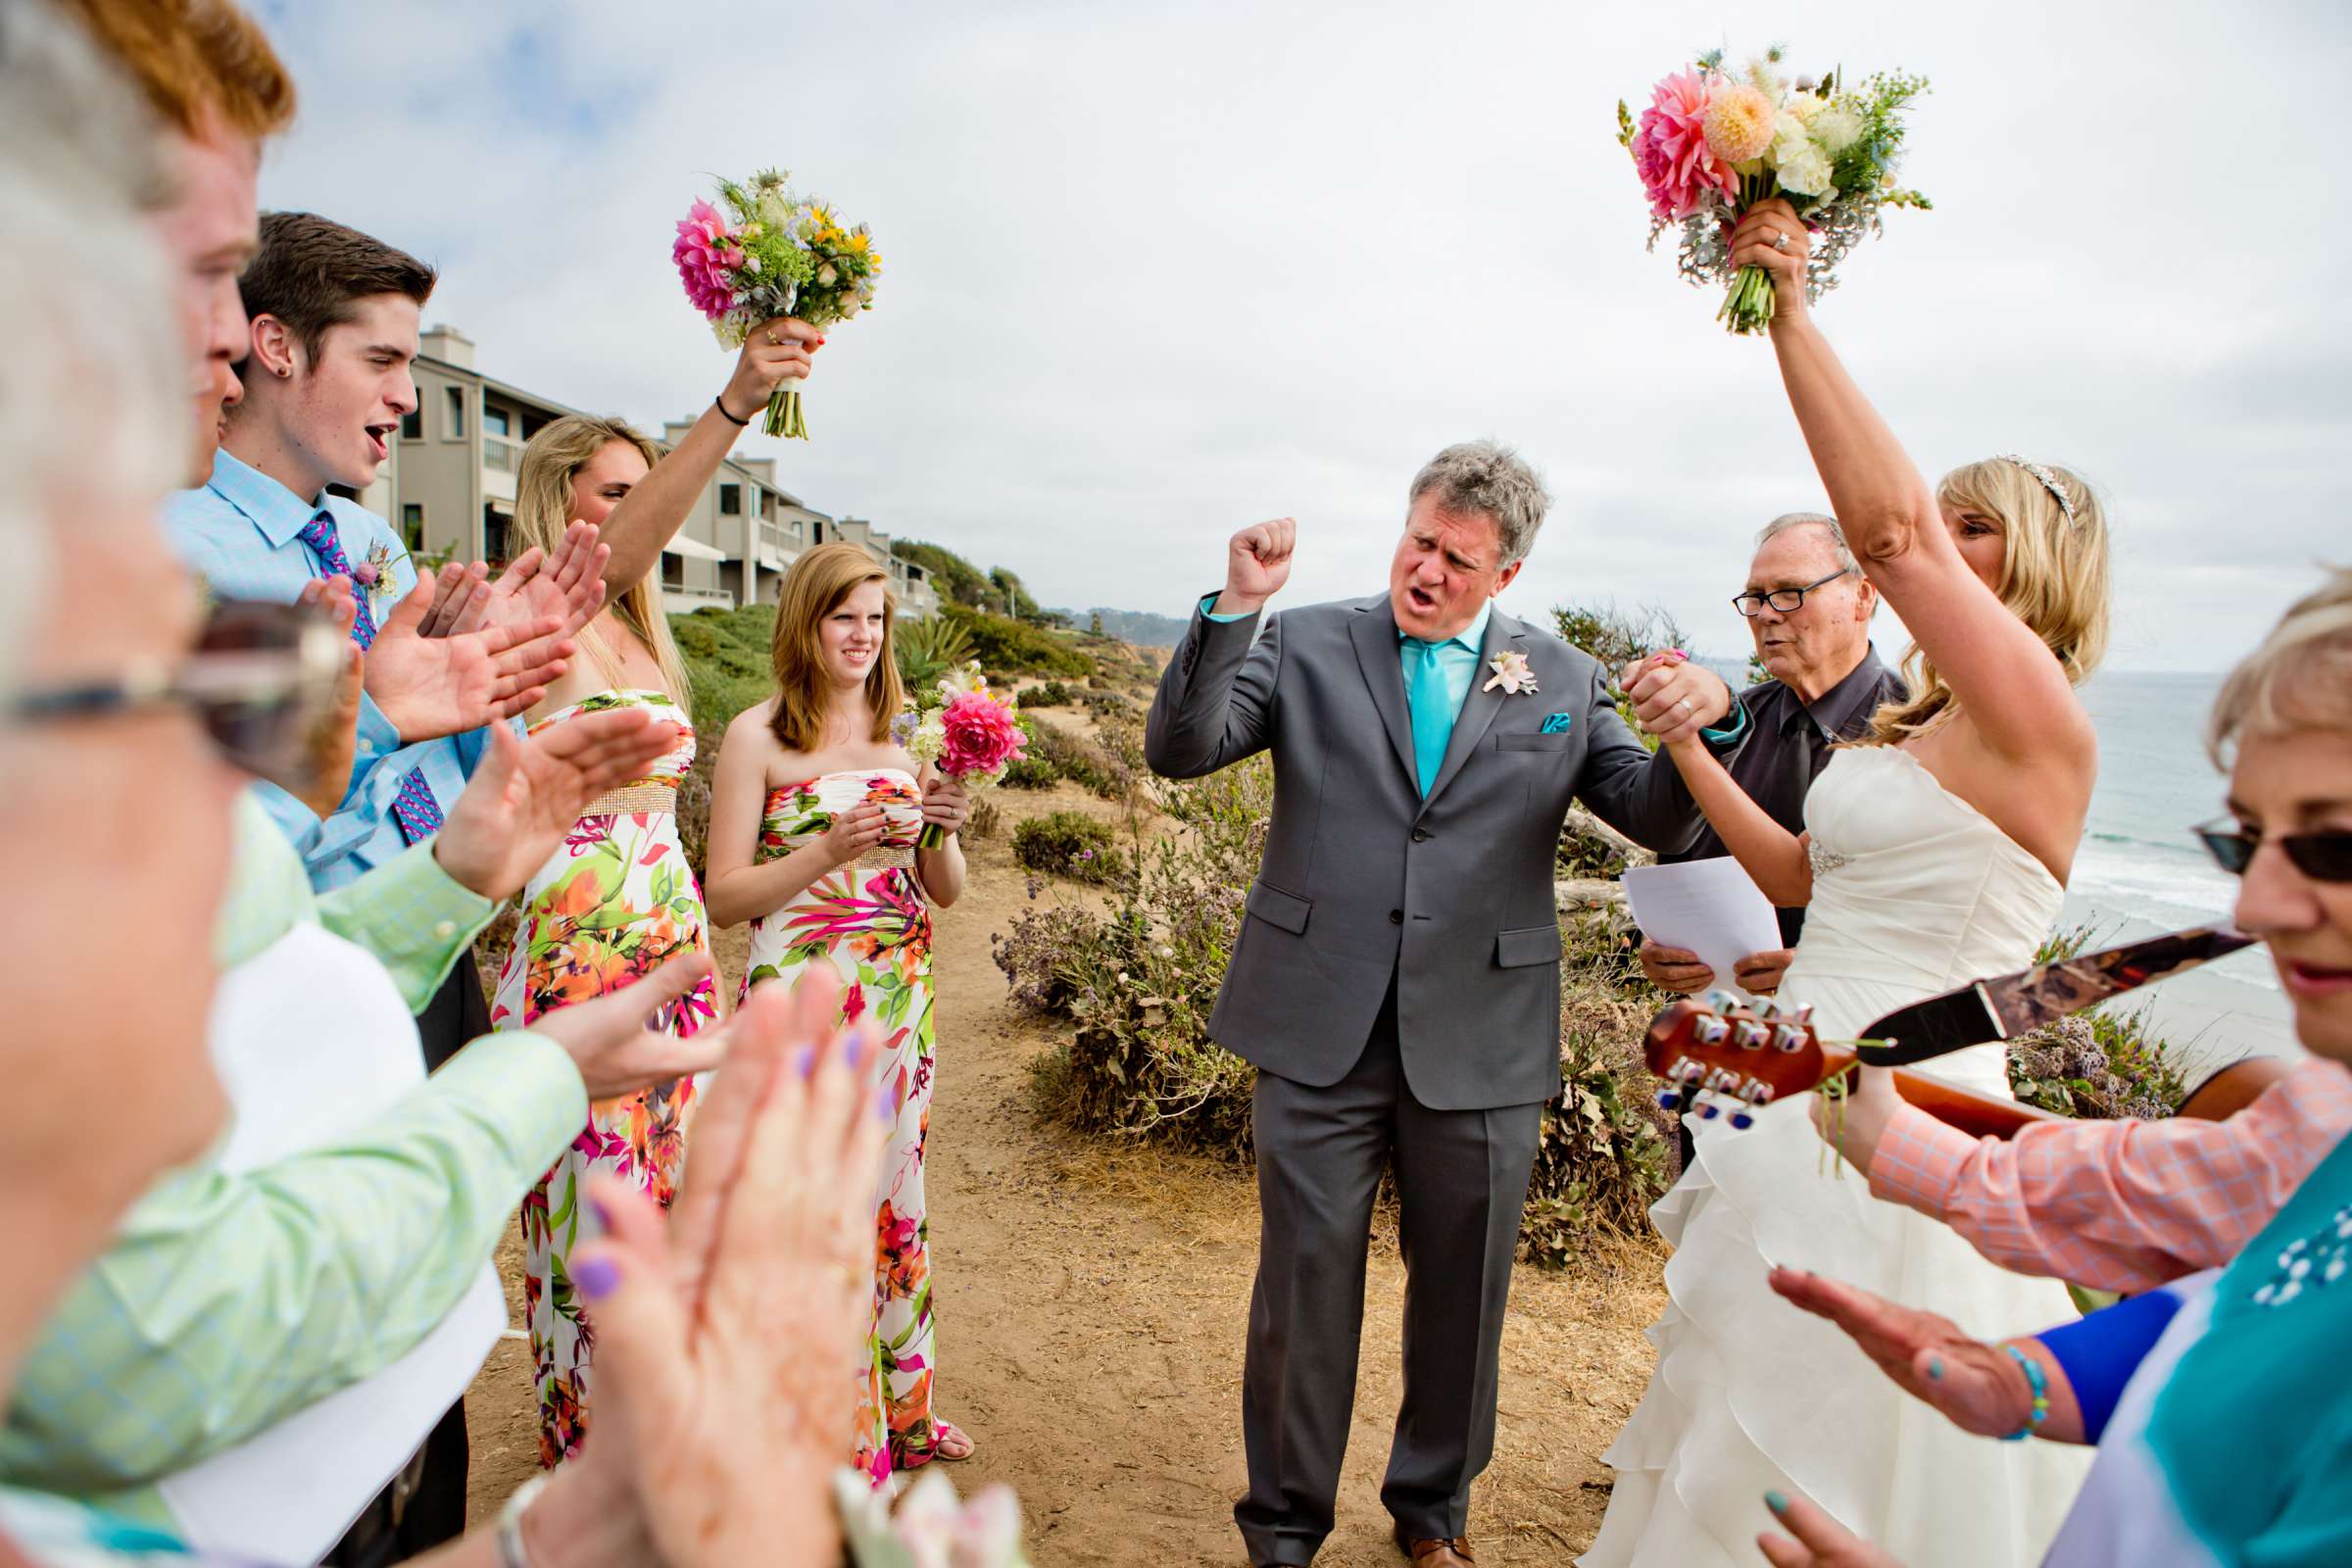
[1753,511,1856,573]
[1408,440,1551,567]
[0,0,183,708]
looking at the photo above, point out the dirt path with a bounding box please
[465,778,1667,1563]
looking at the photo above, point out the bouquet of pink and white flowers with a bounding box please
[903,665,1025,850]
[672,168,881,437]
[1619,48,1930,334]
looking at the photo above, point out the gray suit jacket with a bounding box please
[1146,593,1706,1110]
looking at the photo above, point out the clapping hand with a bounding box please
[524,951,723,1100]
[471,520,611,644]
[719,317,822,425]
[278,576,364,817]
[552,970,878,1566]
[1217,517,1296,616]
[416,561,492,638]
[1729,197,1814,324]
[430,707,678,901]
[1756,1488,1903,1568]
[1765,1266,2071,1443]
[363,578,575,743]
[1618,649,1735,748]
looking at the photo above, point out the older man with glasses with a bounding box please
[1639,512,1905,999]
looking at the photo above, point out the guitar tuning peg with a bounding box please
[1656,1089,1682,1110]
[1754,999,1780,1020]
[1705,988,1742,1014]
[1697,1102,1721,1120]
[1772,1025,1808,1054]
[1693,1015,1732,1046]
[1733,1021,1770,1051]
[1788,1003,1814,1026]
[1740,1081,1776,1104]
[1729,1110,1755,1129]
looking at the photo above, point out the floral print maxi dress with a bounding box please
[491,690,719,1466]
[741,767,937,1484]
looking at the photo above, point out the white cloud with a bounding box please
[253,0,2351,669]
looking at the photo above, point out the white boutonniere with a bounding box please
[1483,651,1538,695]
[353,540,407,614]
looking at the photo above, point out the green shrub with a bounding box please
[895,612,975,693]
[1551,600,1693,754]
[940,601,1093,677]
[1026,714,1127,800]
[1012,811,1126,884]
[1024,679,1083,708]
[1003,756,1059,789]
[667,603,777,741]
[2008,921,2194,1118]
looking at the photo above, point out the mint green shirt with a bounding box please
[0,794,587,1525]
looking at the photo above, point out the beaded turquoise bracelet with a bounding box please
[2000,1345,2050,1441]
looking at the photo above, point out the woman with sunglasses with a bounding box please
[1753,566,2352,1568]
[1587,201,2109,1567]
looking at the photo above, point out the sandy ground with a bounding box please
[462,755,1669,1563]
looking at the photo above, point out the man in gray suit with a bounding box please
[1145,442,1740,1567]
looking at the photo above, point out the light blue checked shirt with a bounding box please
[164,450,505,891]
[0,799,586,1528]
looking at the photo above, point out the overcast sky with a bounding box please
[250,0,2349,670]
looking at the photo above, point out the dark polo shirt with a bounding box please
[1654,646,1906,947]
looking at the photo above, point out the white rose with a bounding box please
[1772,123,1835,197]
[1807,105,1862,154]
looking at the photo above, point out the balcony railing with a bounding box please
[483,437,522,473]
[662,583,736,614]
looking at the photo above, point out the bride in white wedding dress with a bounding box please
[1584,198,2113,1568]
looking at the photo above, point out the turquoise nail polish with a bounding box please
[1764,1490,1788,1515]
[1929,1356,1945,1381]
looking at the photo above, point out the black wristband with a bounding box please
[712,394,751,427]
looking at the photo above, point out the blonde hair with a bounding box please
[767,542,903,753]
[2208,567,2352,765]
[512,415,691,705]
[1862,457,2112,746]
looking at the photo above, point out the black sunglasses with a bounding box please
[11,599,344,783]
[2195,817,2352,884]
[1733,567,1855,618]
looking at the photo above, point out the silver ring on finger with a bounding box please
[1773,231,1790,253]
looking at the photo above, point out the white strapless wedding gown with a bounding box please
[1583,747,2094,1568]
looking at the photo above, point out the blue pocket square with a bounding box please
[1541,712,1574,735]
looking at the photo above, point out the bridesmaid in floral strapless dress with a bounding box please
[493,688,718,1464]
[706,542,976,1487]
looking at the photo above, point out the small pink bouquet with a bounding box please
[904,665,1025,850]
[1619,48,1930,333]
[671,168,881,438]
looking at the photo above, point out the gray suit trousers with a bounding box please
[1235,987,1544,1565]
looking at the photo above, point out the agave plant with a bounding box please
[895,612,974,692]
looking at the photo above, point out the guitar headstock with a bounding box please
[1642,992,1830,1129]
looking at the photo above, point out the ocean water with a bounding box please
[2065,672,2295,1064]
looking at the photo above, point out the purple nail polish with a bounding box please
[844,1032,866,1071]
[795,1044,817,1079]
[877,1085,896,1125]
[585,1196,612,1236]
[574,1254,621,1300]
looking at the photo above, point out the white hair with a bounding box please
[0,0,184,709]
[1753,511,1875,619]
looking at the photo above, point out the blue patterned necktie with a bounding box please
[1401,637,1455,797]
[298,512,443,841]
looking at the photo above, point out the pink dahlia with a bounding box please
[1632,69,1737,221]
[936,691,1024,778]
[672,198,741,319]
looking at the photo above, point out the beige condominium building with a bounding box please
[356,325,938,618]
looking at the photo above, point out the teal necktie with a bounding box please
[1402,637,1454,797]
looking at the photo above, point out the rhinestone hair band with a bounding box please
[1994,453,2081,527]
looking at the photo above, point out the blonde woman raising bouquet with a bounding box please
[1585,199,2106,1567]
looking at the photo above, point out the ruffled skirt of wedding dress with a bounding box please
[1581,1039,2095,1568]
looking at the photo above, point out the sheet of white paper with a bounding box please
[1621,858,1785,1002]
[157,921,502,1563]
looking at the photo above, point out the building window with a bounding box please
[445,385,466,438]
[483,404,512,438]
[718,483,741,514]
[399,408,422,440]
[483,512,509,563]
[662,555,684,587]
[400,503,423,550]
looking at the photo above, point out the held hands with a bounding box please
[719,317,822,425]
[1729,197,1814,323]
[1216,517,1296,615]
[431,708,679,902]
[524,950,723,1100]
[920,773,972,841]
[815,802,889,870]
[1618,650,1735,747]
[1765,1266,2050,1441]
